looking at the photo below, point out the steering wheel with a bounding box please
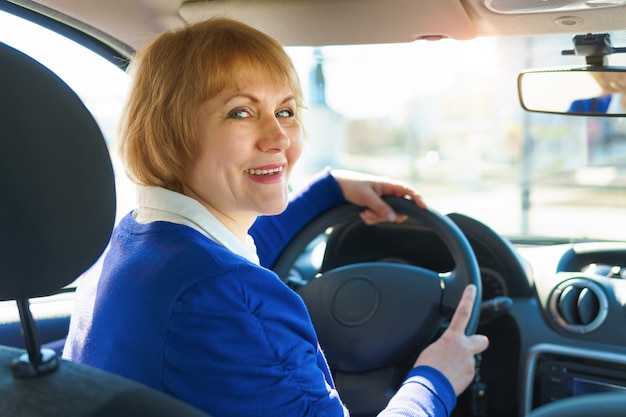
[272,196,482,416]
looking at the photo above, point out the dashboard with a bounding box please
[284,210,626,417]
[503,238,626,416]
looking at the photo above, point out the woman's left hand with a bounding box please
[331,169,426,225]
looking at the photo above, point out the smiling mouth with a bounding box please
[244,166,284,176]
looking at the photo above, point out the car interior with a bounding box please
[1,1,626,416]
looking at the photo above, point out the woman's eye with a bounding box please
[228,108,251,119]
[276,109,295,118]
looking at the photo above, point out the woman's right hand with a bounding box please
[413,284,489,395]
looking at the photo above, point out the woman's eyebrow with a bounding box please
[223,92,296,106]
[223,92,258,105]
[280,94,297,105]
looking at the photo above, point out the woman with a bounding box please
[64,17,488,417]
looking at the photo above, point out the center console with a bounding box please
[525,344,626,414]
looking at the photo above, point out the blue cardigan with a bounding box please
[64,172,456,416]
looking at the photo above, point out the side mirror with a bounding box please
[518,67,626,116]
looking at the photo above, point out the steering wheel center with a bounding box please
[332,277,380,326]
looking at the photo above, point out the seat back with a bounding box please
[0,41,209,417]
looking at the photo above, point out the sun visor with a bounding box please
[179,0,477,46]
[485,0,626,14]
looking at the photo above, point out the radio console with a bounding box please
[526,345,626,413]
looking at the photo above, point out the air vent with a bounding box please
[549,278,608,334]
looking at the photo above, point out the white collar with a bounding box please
[133,184,260,264]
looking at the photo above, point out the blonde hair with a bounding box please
[119,17,304,192]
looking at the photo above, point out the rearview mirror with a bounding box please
[518,67,626,116]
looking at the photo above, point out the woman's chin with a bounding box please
[259,199,289,217]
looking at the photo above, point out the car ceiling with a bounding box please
[7,0,626,56]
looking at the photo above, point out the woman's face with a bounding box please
[184,75,303,238]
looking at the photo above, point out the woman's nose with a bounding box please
[258,117,290,152]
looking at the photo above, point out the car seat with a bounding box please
[0,41,210,417]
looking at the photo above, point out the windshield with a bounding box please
[287,37,626,242]
[1,8,624,243]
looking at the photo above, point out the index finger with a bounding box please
[447,284,477,335]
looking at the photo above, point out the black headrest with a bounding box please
[0,42,115,300]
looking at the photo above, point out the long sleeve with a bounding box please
[379,366,456,417]
[65,216,351,417]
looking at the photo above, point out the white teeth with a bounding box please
[245,166,284,176]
